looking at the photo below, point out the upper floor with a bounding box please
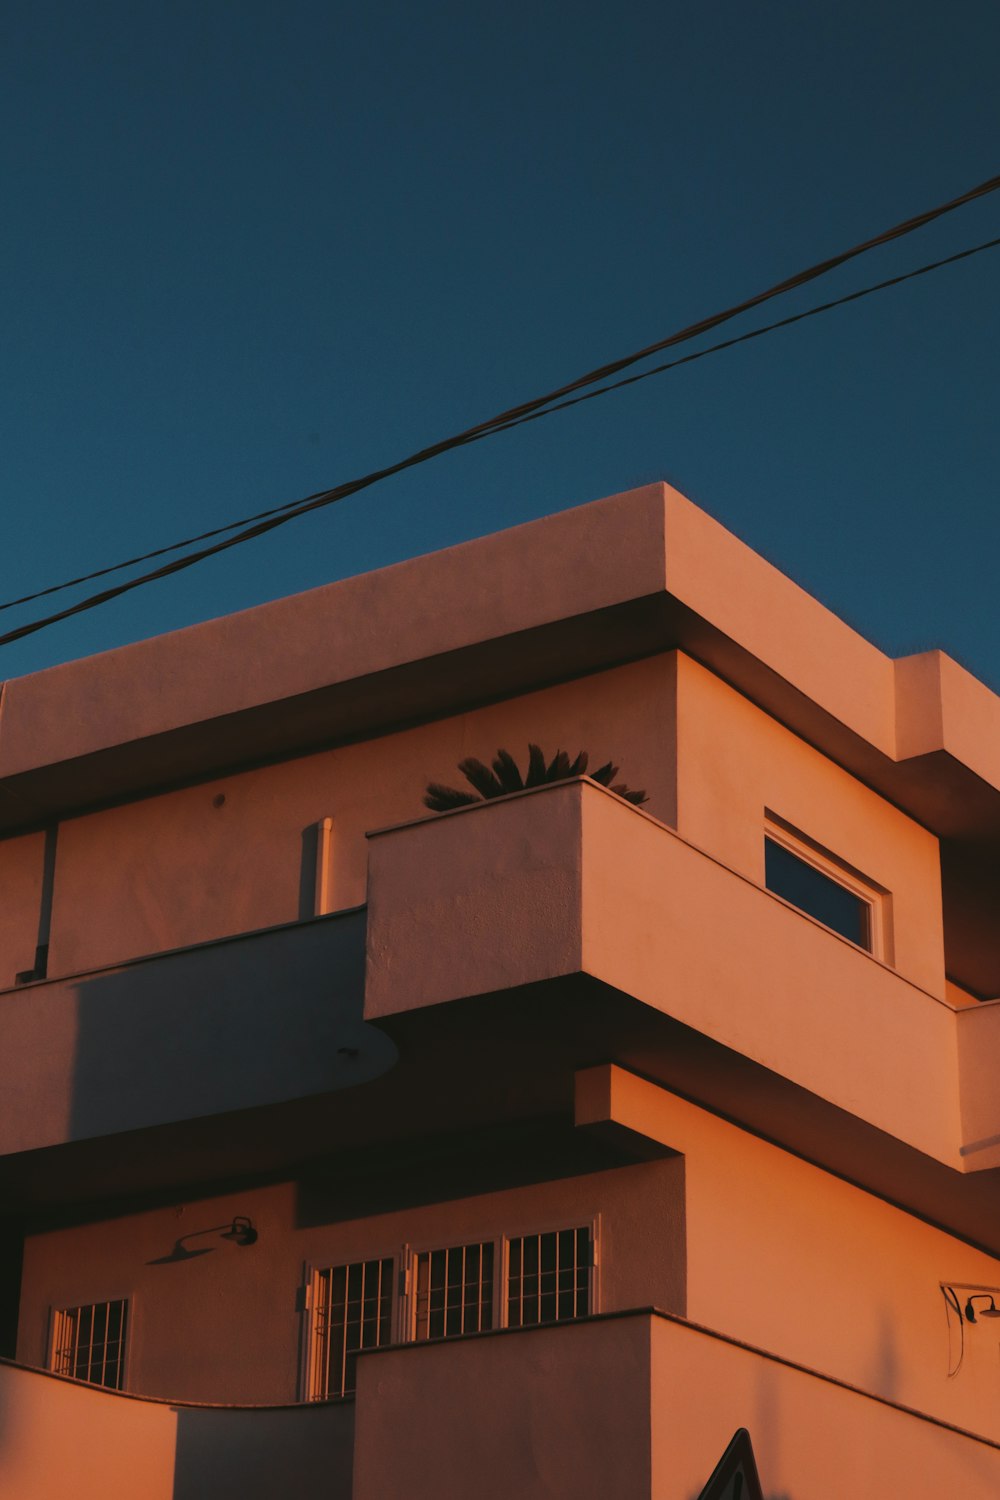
[1,482,999,1242]
[1,482,997,988]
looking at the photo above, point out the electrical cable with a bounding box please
[942,1285,965,1378]
[477,233,1000,439]
[2,171,999,650]
[3,233,998,647]
[4,173,999,622]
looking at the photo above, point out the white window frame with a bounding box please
[300,1252,400,1402]
[500,1214,600,1330]
[300,1215,602,1399]
[764,813,892,963]
[48,1295,132,1391]
[401,1235,498,1343]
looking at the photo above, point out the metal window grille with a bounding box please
[311,1258,393,1399]
[413,1241,494,1341]
[51,1299,128,1390]
[507,1227,590,1328]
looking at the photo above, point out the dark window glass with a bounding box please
[507,1228,590,1328]
[313,1257,393,1398]
[52,1299,128,1390]
[765,839,871,950]
[414,1241,493,1341]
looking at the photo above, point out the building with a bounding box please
[1,481,999,1498]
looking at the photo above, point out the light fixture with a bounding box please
[147,1216,258,1264]
[964,1294,1000,1323]
[220,1216,258,1246]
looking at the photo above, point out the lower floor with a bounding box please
[3,1309,1000,1499]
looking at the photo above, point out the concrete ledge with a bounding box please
[365,782,981,1169]
[2,485,998,839]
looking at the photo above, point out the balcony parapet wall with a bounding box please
[0,1358,353,1500]
[0,908,391,1158]
[352,1309,1000,1500]
[366,779,992,1173]
[6,1309,999,1500]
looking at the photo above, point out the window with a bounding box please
[412,1240,494,1340]
[310,1258,393,1399]
[51,1299,128,1390]
[304,1221,597,1397]
[764,817,886,956]
[506,1226,591,1327]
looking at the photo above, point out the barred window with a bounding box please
[51,1299,128,1390]
[311,1258,393,1399]
[507,1227,590,1327]
[413,1241,493,1340]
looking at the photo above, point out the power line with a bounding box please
[480,233,1000,437]
[5,170,999,623]
[2,171,999,651]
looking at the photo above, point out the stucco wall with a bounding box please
[0,830,45,985]
[17,1158,685,1404]
[366,779,963,1167]
[632,1081,1000,1442]
[2,651,947,1000]
[0,655,676,984]
[0,1359,353,1500]
[352,1311,1000,1500]
[17,1077,1000,1438]
[674,653,945,996]
[0,909,383,1157]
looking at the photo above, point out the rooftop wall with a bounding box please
[0,483,997,845]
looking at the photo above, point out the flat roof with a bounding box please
[0,482,997,838]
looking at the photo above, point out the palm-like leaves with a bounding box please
[423,743,647,812]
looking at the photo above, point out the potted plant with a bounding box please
[424,744,647,812]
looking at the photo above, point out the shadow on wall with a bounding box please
[873,1306,899,1400]
[171,1402,354,1500]
[295,1120,645,1227]
[65,908,394,1146]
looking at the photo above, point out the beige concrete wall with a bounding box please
[0,485,671,781]
[0,1358,353,1500]
[26,655,674,978]
[0,1359,176,1500]
[17,1158,684,1404]
[675,653,945,996]
[7,1307,999,1500]
[353,1315,655,1500]
[352,1310,1000,1500]
[0,909,381,1156]
[3,649,947,1002]
[649,1312,1000,1500]
[18,1068,1000,1439]
[954,998,1000,1170]
[0,830,46,989]
[582,1070,1000,1443]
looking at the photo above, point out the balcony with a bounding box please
[0,907,393,1167]
[0,1357,354,1500]
[352,1310,1000,1499]
[5,1311,998,1499]
[365,779,998,1178]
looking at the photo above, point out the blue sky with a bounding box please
[2,1,998,689]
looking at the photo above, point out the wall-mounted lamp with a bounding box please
[148,1216,259,1265]
[220,1216,258,1246]
[964,1294,1000,1324]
